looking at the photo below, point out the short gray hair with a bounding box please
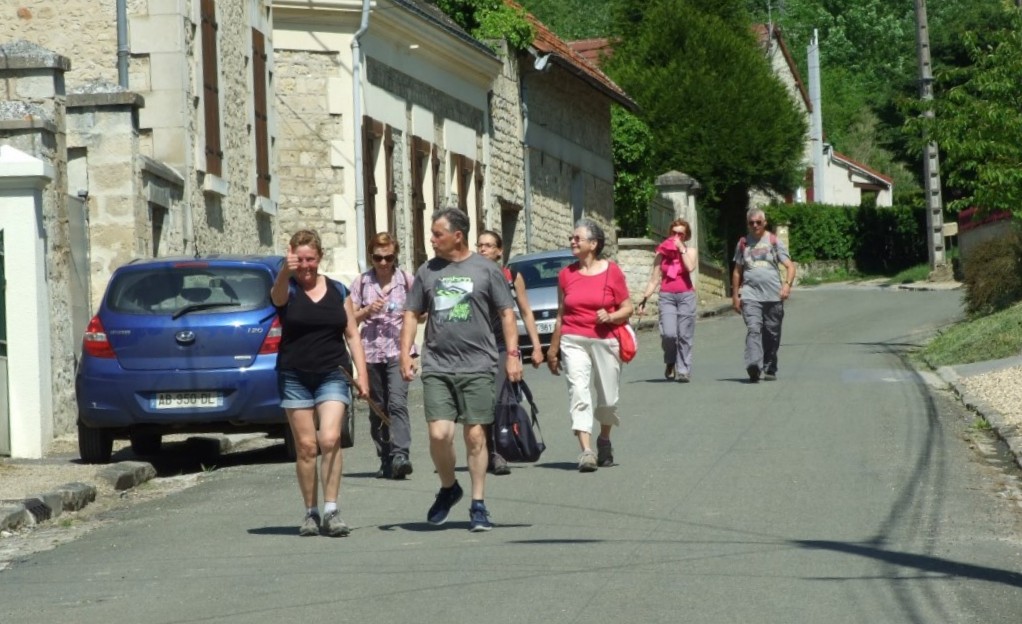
[746,208,767,223]
[575,218,606,256]
[432,207,470,239]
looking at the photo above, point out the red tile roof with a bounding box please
[569,37,615,67]
[832,150,894,185]
[506,2,637,111]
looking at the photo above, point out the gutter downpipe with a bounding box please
[116,0,129,87]
[351,0,371,273]
[520,76,532,253]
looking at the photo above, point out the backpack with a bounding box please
[492,379,545,463]
[737,232,778,253]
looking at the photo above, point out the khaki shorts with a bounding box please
[421,372,495,425]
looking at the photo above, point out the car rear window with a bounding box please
[509,256,576,289]
[107,266,273,314]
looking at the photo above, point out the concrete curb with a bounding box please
[0,461,154,533]
[936,365,1022,470]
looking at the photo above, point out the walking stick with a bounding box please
[337,365,392,427]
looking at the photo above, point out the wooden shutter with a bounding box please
[252,29,270,198]
[362,116,384,250]
[474,161,485,232]
[411,136,430,269]
[385,126,396,231]
[201,0,222,177]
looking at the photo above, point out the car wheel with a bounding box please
[129,432,162,456]
[283,426,297,461]
[78,422,113,464]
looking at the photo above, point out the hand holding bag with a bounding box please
[492,379,545,462]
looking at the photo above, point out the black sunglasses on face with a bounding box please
[748,220,764,226]
[372,254,396,262]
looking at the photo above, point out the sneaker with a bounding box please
[391,455,414,479]
[468,501,493,532]
[320,510,350,537]
[578,449,598,472]
[763,371,777,381]
[489,452,511,476]
[664,363,675,380]
[375,457,392,479]
[427,481,464,525]
[596,438,614,467]
[299,511,321,537]
[676,373,690,383]
[747,364,761,383]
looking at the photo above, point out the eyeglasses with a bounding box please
[748,220,765,226]
[568,235,590,243]
[372,254,396,263]
[477,242,498,249]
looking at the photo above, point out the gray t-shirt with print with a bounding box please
[406,252,515,375]
[733,234,791,303]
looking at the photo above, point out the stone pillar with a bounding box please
[0,145,55,458]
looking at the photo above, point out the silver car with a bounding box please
[507,249,577,352]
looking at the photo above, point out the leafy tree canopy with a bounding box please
[434,0,535,50]
[606,0,807,252]
[908,8,1022,218]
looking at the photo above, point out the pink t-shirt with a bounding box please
[656,239,694,294]
[558,261,630,339]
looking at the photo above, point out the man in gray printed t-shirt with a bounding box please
[731,207,796,383]
[400,208,522,532]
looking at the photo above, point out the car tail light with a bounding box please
[83,316,116,358]
[259,316,282,354]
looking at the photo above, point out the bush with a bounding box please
[764,201,929,272]
[962,227,1022,316]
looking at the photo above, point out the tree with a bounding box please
[911,8,1022,218]
[606,0,807,256]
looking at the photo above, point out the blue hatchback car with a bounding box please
[75,255,288,463]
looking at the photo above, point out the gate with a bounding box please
[68,194,91,360]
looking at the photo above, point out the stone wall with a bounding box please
[274,49,348,271]
[0,44,77,438]
[488,41,527,256]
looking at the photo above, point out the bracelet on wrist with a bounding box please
[507,349,521,357]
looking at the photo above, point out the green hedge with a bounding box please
[763,202,928,273]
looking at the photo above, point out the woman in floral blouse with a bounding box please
[351,232,418,479]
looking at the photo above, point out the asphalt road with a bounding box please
[4,286,1022,623]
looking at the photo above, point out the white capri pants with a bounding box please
[560,333,622,434]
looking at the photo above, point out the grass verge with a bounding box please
[922,302,1022,367]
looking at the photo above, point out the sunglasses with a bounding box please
[671,230,687,236]
[568,235,590,243]
[372,254,396,263]
[748,220,765,226]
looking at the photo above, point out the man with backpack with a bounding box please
[731,208,797,383]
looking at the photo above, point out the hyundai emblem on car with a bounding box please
[175,330,196,344]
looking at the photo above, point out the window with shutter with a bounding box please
[201,0,222,177]
[411,136,431,269]
[252,29,270,198]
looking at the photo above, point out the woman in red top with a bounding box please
[546,219,634,472]
[637,218,698,382]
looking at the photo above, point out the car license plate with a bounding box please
[153,392,223,409]
[536,320,555,334]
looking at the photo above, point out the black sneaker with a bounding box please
[391,455,413,479]
[747,365,760,383]
[469,501,493,532]
[427,481,463,525]
[375,456,392,479]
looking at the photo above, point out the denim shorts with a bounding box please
[277,369,350,409]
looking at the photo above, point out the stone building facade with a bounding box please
[273,0,501,282]
[1,0,280,454]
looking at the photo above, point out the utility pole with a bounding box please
[914,0,948,276]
